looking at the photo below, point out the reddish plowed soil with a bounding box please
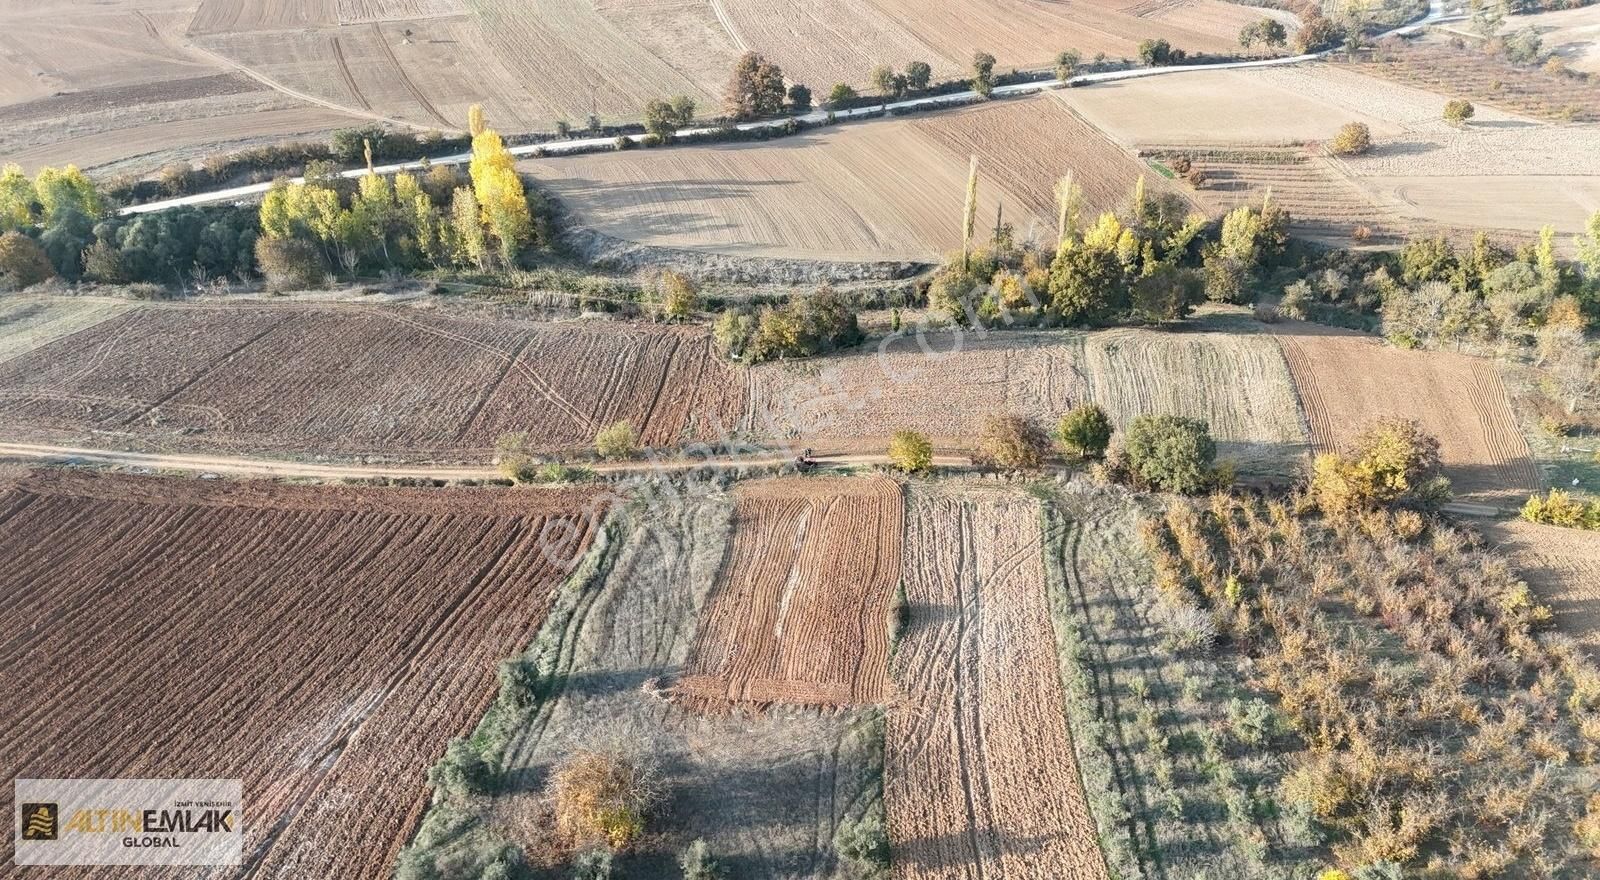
[0,471,602,879]
[1272,321,1540,505]
[0,304,747,459]
[885,484,1109,879]
[672,475,903,709]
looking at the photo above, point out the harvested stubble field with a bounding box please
[0,302,746,458]
[669,475,903,708]
[1485,519,1600,659]
[0,471,602,879]
[886,481,1108,879]
[1271,321,1540,504]
[418,481,885,878]
[911,96,1194,225]
[525,118,1042,261]
[188,0,739,135]
[719,0,1288,93]
[752,322,1308,476]
[0,296,134,365]
[1052,64,1515,147]
[1342,40,1600,123]
[0,0,363,172]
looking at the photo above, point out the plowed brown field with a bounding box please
[911,96,1192,223]
[886,483,1107,878]
[0,303,747,458]
[0,471,602,879]
[1272,321,1539,504]
[671,475,904,708]
[1485,520,1600,659]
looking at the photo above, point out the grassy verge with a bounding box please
[396,510,625,877]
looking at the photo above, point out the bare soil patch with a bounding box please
[1271,320,1539,504]
[1484,519,1600,659]
[0,471,601,879]
[1175,148,1412,244]
[671,475,904,709]
[527,119,1038,261]
[886,481,1108,878]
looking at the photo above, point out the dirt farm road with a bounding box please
[120,2,1455,216]
[0,441,971,482]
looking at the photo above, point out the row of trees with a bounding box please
[254,105,538,288]
[887,406,1226,495]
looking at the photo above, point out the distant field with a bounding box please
[0,303,747,458]
[1272,320,1540,504]
[1343,39,1600,123]
[526,116,1041,261]
[0,0,363,172]
[1508,4,1600,74]
[0,471,600,879]
[531,94,1184,262]
[721,0,1293,92]
[910,96,1193,225]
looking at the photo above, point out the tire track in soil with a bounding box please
[451,330,534,443]
[372,310,599,437]
[118,312,297,430]
[887,489,1111,879]
[331,35,373,111]
[370,22,453,128]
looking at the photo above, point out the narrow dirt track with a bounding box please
[0,441,970,481]
[886,484,1109,879]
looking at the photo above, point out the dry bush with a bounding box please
[549,750,663,852]
[977,412,1050,470]
[1330,122,1372,156]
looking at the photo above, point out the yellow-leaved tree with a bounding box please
[0,164,33,231]
[466,104,532,264]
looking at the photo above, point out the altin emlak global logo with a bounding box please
[13,779,242,866]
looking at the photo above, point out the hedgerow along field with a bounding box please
[0,302,747,459]
[0,471,604,879]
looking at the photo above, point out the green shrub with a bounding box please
[594,420,638,460]
[835,814,890,875]
[1330,122,1372,156]
[887,430,934,473]
[1056,403,1113,459]
[1444,99,1475,125]
[427,738,494,801]
[678,839,722,879]
[1122,415,1217,494]
[1521,489,1600,530]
